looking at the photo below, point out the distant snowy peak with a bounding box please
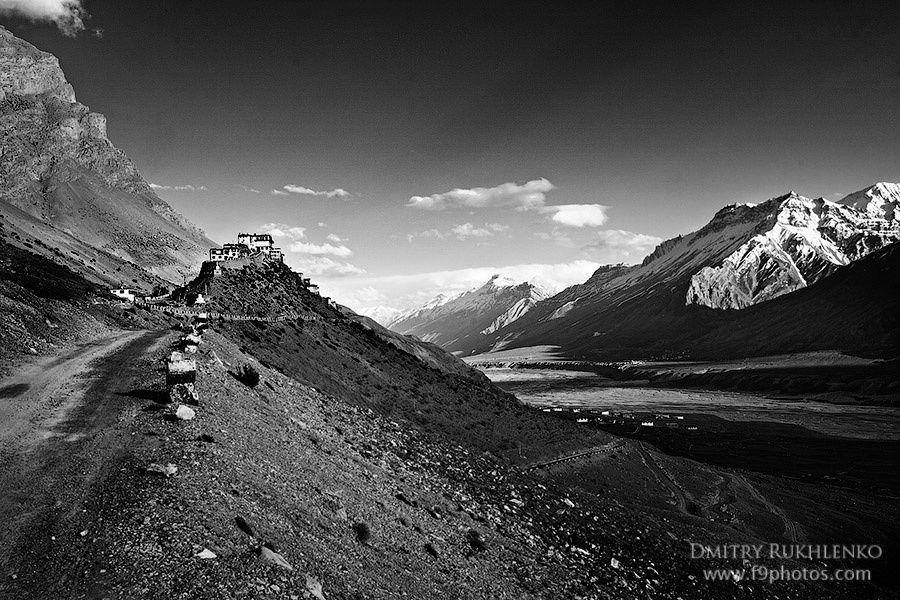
[388,275,556,352]
[479,283,552,335]
[359,305,403,326]
[686,185,900,309]
[838,182,900,222]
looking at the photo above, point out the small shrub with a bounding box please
[236,363,260,388]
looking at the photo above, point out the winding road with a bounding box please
[0,329,169,579]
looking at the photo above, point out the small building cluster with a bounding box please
[209,233,283,263]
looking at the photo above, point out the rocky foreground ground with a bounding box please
[0,322,885,599]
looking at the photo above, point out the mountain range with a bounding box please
[387,275,552,354]
[0,25,213,289]
[400,184,900,360]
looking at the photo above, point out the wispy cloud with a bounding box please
[259,222,306,239]
[584,229,663,263]
[407,222,511,242]
[406,229,445,243]
[451,223,493,239]
[292,256,365,277]
[270,189,289,196]
[278,184,351,198]
[326,233,344,243]
[150,183,208,192]
[407,178,553,211]
[288,241,353,257]
[540,204,609,227]
[239,185,261,194]
[0,0,89,37]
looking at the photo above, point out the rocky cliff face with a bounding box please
[686,186,900,309]
[0,26,213,285]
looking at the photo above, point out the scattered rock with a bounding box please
[145,463,178,477]
[235,515,255,538]
[258,546,293,571]
[611,557,621,569]
[351,522,372,545]
[174,404,196,421]
[305,575,326,600]
[195,548,217,559]
[562,498,575,508]
[395,492,416,507]
[466,528,487,552]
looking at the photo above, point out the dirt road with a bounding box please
[0,329,169,584]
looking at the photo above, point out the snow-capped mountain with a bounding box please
[462,183,900,360]
[686,185,900,309]
[358,305,404,326]
[388,275,553,353]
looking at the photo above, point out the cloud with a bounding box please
[270,189,289,196]
[583,229,663,264]
[288,241,353,257]
[406,229,445,243]
[541,204,608,227]
[451,223,493,239]
[290,256,365,277]
[0,0,88,37]
[281,184,350,198]
[150,183,208,191]
[239,185,261,194]
[407,178,553,211]
[326,233,343,243]
[407,222,511,243]
[259,222,306,239]
[316,260,601,313]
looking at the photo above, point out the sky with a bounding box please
[2,0,899,312]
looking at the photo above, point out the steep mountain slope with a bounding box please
[184,260,603,461]
[0,26,214,287]
[468,185,899,360]
[389,275,551,353]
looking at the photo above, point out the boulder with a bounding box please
[258,546,293,571]
[146,463,178,477]
[175,404,196,420]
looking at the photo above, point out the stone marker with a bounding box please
[168,382,198,405]
[166,357,197,386]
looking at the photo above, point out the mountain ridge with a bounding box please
[388,275,552,352]
[462,183,900,359]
